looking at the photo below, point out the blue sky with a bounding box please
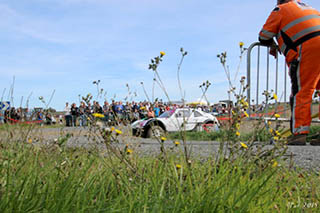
[0,0,320,110]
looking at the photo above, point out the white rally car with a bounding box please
[131,108,219,138]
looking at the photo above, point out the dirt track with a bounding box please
[6,126,316,171]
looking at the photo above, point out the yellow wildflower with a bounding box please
[176,164,182,169]
[242,101,249,108]
[240,142,248,149]
[275,114,280,118]
[236,123,240,130]
[28,138,32,144]
[174,141,180,146]
[92,113,105,118]
[244,111,249,118]
[161,137,167,142]
[236,131,241,137]
[115,129,122,135]
[232,110,236,115]
[269,129,274,134]
[111,127,115,131]
[272,161,278,168]
[268,121,272,126]
[127,149,133,154]
[273,93,278,101]
[273,136,279,141]
[275,130,281,136]
[160,51,166,56]
[239,42,244,48]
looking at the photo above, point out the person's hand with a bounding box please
[269,43,280,58]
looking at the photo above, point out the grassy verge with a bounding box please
[0,141,319,212]
[169,125,320,142]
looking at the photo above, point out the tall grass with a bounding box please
[0,141,319,212]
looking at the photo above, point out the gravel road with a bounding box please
[34,127,320,171]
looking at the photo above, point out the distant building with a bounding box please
[218,100,233,108]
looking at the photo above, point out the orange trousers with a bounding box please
[289,37,320,135]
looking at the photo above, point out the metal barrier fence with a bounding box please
[246,42,289,115]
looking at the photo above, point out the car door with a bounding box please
[184,109,200,130]
[168,109,184,131]
[169,109,194,131]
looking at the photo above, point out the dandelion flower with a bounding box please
[244,111,249,118]
[28,138,32,144]
[275,114,281,118]
[115,129,122,135]
[240,142,248,149]
[93,113,105,118]
[239,42,244,48]
[275,130,281,136]
[236,131,241,136]
[272,161,278,168]
[236,123,240,130]
[176,164,182,169]
[174,141,180,146]
[111,127,115,131]
[160,51,166,56]
[127,149,133,154]
[273,136,279,141]
[273,93,278,101]
[161,137,167,142]
[242,101,249,108]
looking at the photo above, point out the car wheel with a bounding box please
[202,121,217,132]
[146,125,165,138]
[132,129,142,137]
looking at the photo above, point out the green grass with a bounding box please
[169,125,320,142]
[0,141,319,212]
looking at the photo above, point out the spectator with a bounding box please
[154,104,160,117]
[64,102,72,127]
[79,102,87,127]
[70,103,78,127]
[147,107,155,118]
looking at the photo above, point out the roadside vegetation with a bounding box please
[0,141,319,212]
[169,125,320,142]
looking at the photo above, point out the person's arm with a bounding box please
[259,7,282,57]
[259,7,281,45]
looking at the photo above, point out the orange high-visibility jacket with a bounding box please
[259,0,320,63]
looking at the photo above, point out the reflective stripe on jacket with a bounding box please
[259,0,320,62]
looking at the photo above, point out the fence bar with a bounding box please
[266,47,270,93]
[246,42,261,114]
[284,63,287,104]
[276,53,279,95]
[256,46,260,108]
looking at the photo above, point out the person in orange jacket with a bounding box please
[259,0,320,145]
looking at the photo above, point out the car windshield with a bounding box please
[159,109,175,118]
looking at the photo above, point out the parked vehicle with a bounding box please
[131,108,219,138]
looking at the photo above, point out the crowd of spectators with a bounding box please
[0,107,58,125]
[0,100,231,126]
[63,101,182,127]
